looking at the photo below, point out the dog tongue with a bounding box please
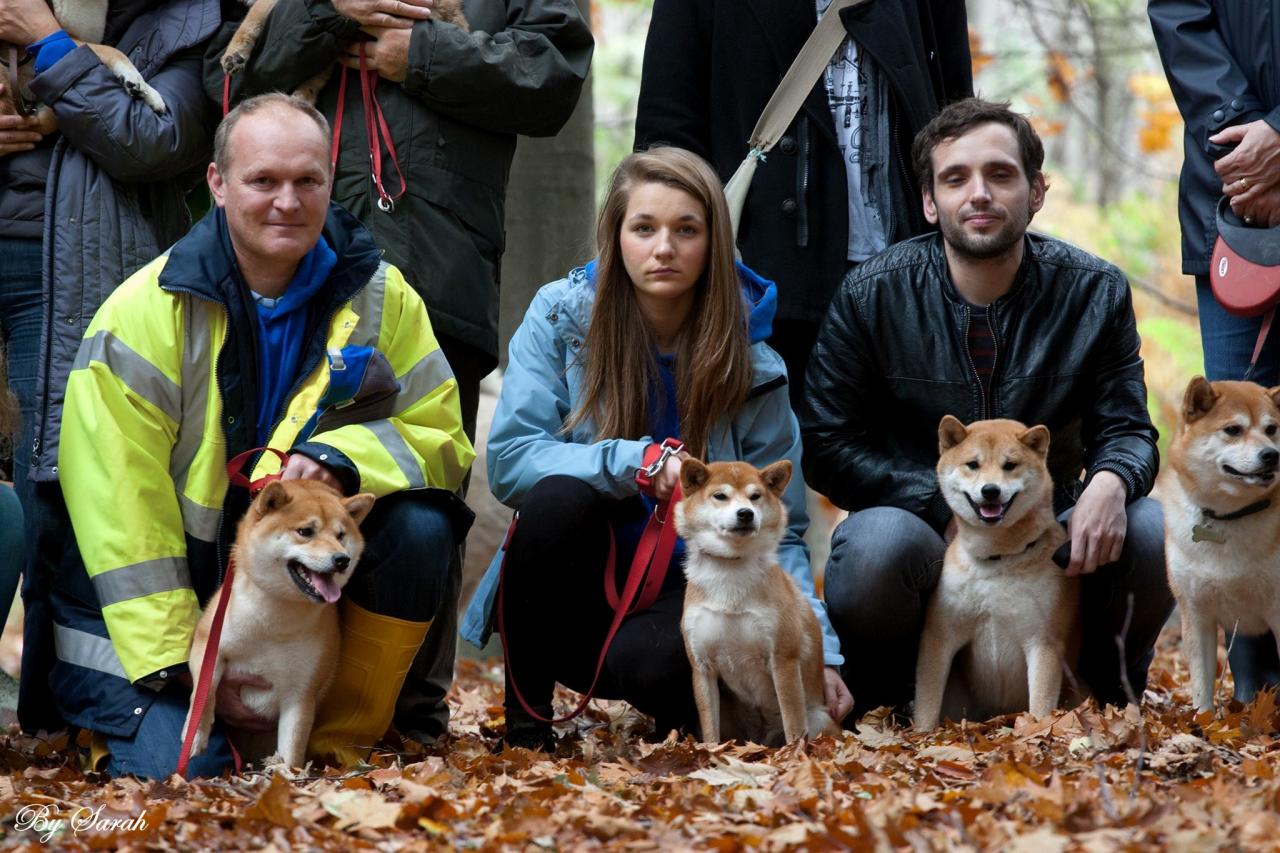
[308,571,343,604]
[979,503,1003,519]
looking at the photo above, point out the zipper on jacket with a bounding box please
[987,304,1001,418]
[797,118,811,248]
[892,117,913,239]
[961,306,986,421]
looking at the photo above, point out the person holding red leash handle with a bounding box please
[43,93,474,778]
[460,147,852,751]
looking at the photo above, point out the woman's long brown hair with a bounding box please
[565,148,753,459]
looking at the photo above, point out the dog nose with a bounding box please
[332,553,350,571]
[1261,448,1279,468]
[980,483,1001,501]
[736,508,754,523]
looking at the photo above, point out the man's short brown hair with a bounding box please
[212,93,330,174]
[911,98,1045,192]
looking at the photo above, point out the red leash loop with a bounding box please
[330,47,405,213]
[176,447,291,778]
[498,440,685,725]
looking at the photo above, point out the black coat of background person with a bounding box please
[1150,0,1280,276]
[634,0,973,340]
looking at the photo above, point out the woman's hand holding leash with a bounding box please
[652,452,689,502]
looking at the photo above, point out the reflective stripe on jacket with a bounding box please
[59,227,475,691]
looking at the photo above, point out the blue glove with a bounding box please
[28,30,76,75]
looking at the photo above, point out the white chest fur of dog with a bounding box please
[1163,377,1280,712]
[676,459,838,746]
[914,416,1077,731]
[181,479,374,770]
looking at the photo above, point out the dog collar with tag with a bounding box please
[982,532,1046,562]
[1192,498,1273,544]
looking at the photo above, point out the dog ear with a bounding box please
[1183,376,1218,422]
[1018,424,1051,458]
[255,481,291,515]
[938,414,967,453]
[1268,385,1280,411]
[342,492,376,525]
[680,458,710,494]
[760,460,792,497]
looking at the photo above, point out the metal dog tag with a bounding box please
[1191,522,1226,544]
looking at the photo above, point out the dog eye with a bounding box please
[1268,424,1278,437]
[713,492,729,501]
[335,530,345,541]
[966,460,979,470]
[748,492,761,501]
[1224,424,1244,437]
[1002,461,1018,472]
[297,527,314,538]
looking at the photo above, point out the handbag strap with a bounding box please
[724,0,872,236]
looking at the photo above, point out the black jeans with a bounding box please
[499,476,696,733]
[823,498,1173,718]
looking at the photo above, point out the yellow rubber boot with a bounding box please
[307,600,431,766]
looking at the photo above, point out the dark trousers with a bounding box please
[1195,274,1280,699]
[394,332,490,740]
[824,498,1172,718]
[499,476,696,733]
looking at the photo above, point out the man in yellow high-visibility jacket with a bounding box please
[40,93,475,778]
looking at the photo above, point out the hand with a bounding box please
[215,670,276,733]
[340,28,411,82]
[1230,184,1280,228]
[652,451,688,502]
[0,109,45,158]
[823,667,853,723]
[0,0,59,45]
[280,453,344,493]
[1065,470,1127,577]
[1213,120,1280,203]
[333,0,431,29]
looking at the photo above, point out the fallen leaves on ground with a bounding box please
[4,627,1280,850]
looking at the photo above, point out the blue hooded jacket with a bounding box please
[461,262,843,666]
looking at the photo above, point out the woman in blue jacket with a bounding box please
[462,148,851,748]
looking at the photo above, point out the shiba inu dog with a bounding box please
[218,0,469,103]
[182,479,375,768]
[676,459,838,745]
[914,416,1076,731]
[1,0,166,132]
[1164,377,1280,711]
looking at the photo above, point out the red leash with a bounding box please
[176,448,289,778]
[498,441,684,725]
[329,46,405,212]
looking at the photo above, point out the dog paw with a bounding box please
[113,64,168,114]
[221,51,247,77]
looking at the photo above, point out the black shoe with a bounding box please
[502,703,556,752]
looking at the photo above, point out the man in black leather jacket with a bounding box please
[799,99,1172,718]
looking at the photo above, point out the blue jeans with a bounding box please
[1196,275,1280,698]
[823,498,1172,717]
[0,237,43,506]
[101,494,455,778]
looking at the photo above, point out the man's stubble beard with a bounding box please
[938,201,1033,262]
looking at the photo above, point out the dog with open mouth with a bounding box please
[181,478,374,768]
[914,416,1078,730]
[1164,377,1280,711]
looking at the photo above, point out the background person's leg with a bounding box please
[1195,276,1280,699]
[1073,497,1173,706]
[395,332,489,742]
[822,507,945,719]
